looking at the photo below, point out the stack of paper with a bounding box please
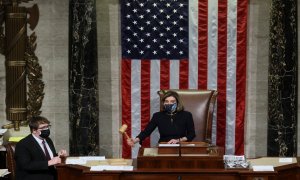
[66,156,105,165]
[8,137,25,142]
[66,157,134,171]
[0,169,10,177]
[0,129,7,135]
[0,129,6,145]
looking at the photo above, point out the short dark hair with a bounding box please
[29,116,50,132]
[161,90,184,111]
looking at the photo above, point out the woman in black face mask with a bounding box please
[15,115,68,180]
[127,90,196,146]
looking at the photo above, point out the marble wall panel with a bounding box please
[69,0,99,155]
[245,0,271,158]
[97,0,120,158]
[298,0,300,156]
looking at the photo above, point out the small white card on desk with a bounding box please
[79,156,105,161]
[279,158,293,163]
[90,165,134,171]
[252,165,274,171]
[158,144,180,147]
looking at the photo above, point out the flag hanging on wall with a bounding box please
[121,0,247,158]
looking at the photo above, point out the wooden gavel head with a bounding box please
[119,124,128,133]
[119,124,130,139]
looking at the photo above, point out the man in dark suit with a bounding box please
[15,116,67,180]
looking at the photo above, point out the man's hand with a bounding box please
[58,149,67,157]
[168,139,179,144]
[48,156,61,166]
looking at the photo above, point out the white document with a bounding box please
[279,158,293,163]
[223,155,245,161]
[0,129,7,135]
[90,165,134,171]
[66,156,106,165]
[158,144,180,147]
[0,169,10,177]
[252,165,274,171]
[79,156,105,161]
[65,158,87,165]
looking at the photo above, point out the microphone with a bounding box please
[178,138,182,157]
[172,116,182,156]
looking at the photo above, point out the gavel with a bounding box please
[119,124,130,140]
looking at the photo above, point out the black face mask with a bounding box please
[39,129,50,139]
[164,103,177,113]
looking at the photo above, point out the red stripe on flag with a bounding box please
[216,0,228,148]
[140,60,151,148]
[235,0,247,155]
[121,59,132,158]
[179,59,189,89]
[198,0,208,89]
[160,59,170,89]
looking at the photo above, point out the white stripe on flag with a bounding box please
[170,60,180,89]
[188,0,198,89]
[226,0,237,155]
[207,0,218,145]
[207,0,218,89]
[131,60,141,157]
[150,60,161,147]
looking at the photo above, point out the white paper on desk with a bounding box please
[279,158,293,163]
[90,165,134,171]
[158,144,180,147]
[65,158,87,165]
[0,169,10,177]
[0,129,7,135]
[79,156,105,161]
[252,165,274,171]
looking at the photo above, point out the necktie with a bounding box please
[42,140,51,160]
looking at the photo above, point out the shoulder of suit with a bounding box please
[45,137,54,143]
[16,134,34,146]
[153,111,163,116]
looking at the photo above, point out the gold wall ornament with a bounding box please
[0,0,44,130]
[25,32,44,121]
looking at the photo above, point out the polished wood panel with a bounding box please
[137,147,224,169]
[56,165,279,180]
[55,154,300,180]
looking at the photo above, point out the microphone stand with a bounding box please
[169,110,181,157]
[178,138,182,157]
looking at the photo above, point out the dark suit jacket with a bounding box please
[15,134,58,180]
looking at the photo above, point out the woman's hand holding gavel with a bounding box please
[127,137,140,147]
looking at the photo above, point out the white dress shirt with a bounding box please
[32,134,54,159]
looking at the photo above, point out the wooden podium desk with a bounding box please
[56,162,300,180]
[57,164,279,180]
[56,147,300,180]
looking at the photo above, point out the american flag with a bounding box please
[121,0,247,158]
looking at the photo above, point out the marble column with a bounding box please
[267,0,297,156]
[69,0,99,155]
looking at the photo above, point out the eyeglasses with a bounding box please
[38,125,51,130]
